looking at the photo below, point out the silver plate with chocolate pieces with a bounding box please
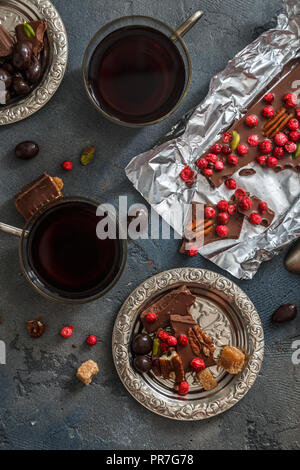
[0,0,68,125]
[112,268,264,420]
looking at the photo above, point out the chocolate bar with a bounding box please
[198,61,300,187]
[15,173,64,220]
[140,285,196,334]
[236,195,275,227]
[15,20,47,56]
[0,25,14,57]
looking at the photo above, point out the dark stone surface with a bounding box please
[0,0,299,450]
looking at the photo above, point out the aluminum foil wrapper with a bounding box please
[126,0,300,280]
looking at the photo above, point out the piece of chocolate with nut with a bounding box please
[15,173,64,220]
[26,318,46,338]
[15,20,47,56]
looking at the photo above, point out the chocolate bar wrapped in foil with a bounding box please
[126,0,300,280]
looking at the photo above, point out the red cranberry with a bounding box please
[217,200,229,211]
[196,158,208,169]
[62,160,73,171]
[210,143,222,154]
[235,188,246,199]
[262,106,274,118]
[203,168,213,177]
[248,135,259,147]
[186,248,198,257]
[145,312,158,324]
[264,92,274,103]
[180,166,194,182]
[205,207,216,219]
[245,115,258,127]
[206,153,218,163]
[225,178,237,190]
[287,118,299,131]
[250,212,262,225]
[283,93,297,108]
[222,132,232,143]
[259,140,272,154]
[222,145,231,155]
[239,196,252,210]
[158,330,169,342]
[217,212,230,225]
[273,146,285,159]
[274,132,288,146]
[178,334,189,346]
[237,144,248,155]
[216,225,228,237]
[289,130,300,142]
[60,325,74,338]
[256,155,266,165]
[167,336,177,347]
[259,201,268,214]
[160,342,169,352]
[178,381,189,396]
[190,358,205,372]
[86,335,97,346]
[267,156,278,168]
[228,204,237,215]
[284,141,297,153]
[227,154,239,165]
[215,160,224,171]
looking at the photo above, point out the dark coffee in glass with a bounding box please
[88,26,186,124]
[26,200,125,300]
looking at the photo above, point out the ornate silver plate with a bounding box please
[112,268,264,420]
[0,0,68,125]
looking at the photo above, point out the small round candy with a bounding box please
[132,334,152,355]
[15,141,39,160]
[12,77,30,95]
[133,355,152,374]
[12,41,33,70]
[25,56,41,84]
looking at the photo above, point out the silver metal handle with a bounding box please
[0,222,26,238]
[171,10,204,42]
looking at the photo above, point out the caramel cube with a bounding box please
[197,368,217,391]
[218,346,246,374]
[76,360,99,385]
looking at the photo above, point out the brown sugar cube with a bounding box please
[218,346,246,374]
[197,368,217,391]
[76,360,99,385]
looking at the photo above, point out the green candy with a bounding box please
[23,23,35,38]
[293,143,300,159]
[152,338,160,357]
[230,130,240,150]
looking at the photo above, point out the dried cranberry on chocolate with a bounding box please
[287,118,299,131]
[274,132,288,147]
[273,146,285,159]
[235,188,246,199]
[132,333,153,355]
[12,41,33,71]
[196,158,207,170]
[205,207,216,219]
[222,132,232,143]
[264,92,274,103]
[259,140,273,154]
[210,143,222,154]
[239,196,252,211]
[227,154,239,165]
[133,355,152,374]
[0,67,12,89]
[12,76,30,95]
[225,178,236,190]
[228,204,237,215]
[217,212,230,225]
[217,200,229,212]
[249,212,262,225]
[222,145,231,155]
[284,141,297,154]
[216,225,228,237]
[256,155,266,165]
[203,168,213,177]
[215,160,224,171]
[283,93,297,108]
[267,156,278,168]
[289,130,300,142]
[247,135,259,147]
[259,201,268,214]
[237,144,248,155]
[25,56,41,84]
[245,115,258,127]
[206,153,218,164]
[262,106,274,118]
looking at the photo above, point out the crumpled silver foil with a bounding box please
[126,0,300,279]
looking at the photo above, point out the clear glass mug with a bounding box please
[82,11,203,127]
[0,196,127,304]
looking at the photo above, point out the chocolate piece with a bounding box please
[26,318,46,338]
[218,346,246,374]
[12,41,33,70]
[76,360,99,385]
[140,285,196,334]
[239,168,256,176]
[197,368,217,391]
[0,25,14,57]
[15,173,64,220]
[15,21,47,56]
[272,304,297,323]
[285,239,300,274]
[133,355,152,373]
[236,195,275,227]
[199,62,300,187]
[132,333,152,355]
[170,315,216,371]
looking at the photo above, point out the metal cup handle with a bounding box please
[0,222,27,238]
[171,10,204,42]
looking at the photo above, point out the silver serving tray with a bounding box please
[112,268,264,420]
[0,0,68,125]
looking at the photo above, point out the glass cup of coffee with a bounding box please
[82,12,203,127]
[0,197,127,304]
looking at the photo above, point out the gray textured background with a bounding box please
[0,0,299,450]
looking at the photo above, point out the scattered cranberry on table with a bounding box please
[86,335,97,346]
[62,160,73,171]
[60,325,74,338]
[186,248,198,257]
